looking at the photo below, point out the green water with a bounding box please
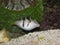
[0,0,43,35]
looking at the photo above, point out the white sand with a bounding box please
[0,29,60,45]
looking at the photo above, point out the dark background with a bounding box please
[40,0,60,30]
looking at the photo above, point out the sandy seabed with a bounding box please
[0,29,60,45]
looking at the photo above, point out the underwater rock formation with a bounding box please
[0,29,10,43]
[0,0,37,11]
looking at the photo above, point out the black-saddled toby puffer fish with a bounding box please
[15,17,40,31]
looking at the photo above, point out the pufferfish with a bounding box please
[0,29,10,43]
[0,0,37,11]
[15,17,40,31]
